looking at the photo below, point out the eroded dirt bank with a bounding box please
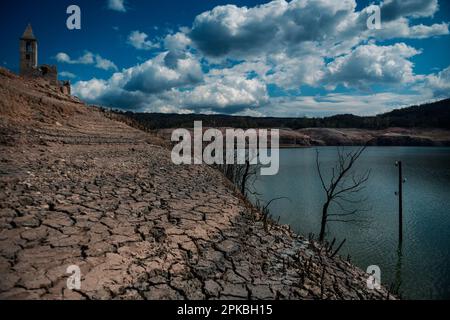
[0,68,390,300]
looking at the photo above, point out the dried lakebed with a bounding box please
[0,70,391,300]
[0,131,392,300]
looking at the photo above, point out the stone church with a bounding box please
[19,24,71,95]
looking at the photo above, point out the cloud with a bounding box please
[73,0,449,116]
[123,52,203,93]
[368,19,449,40]
[59,71,76,78]
[95,56,119,71]
[189,1,287,58]
[164,32,191,52]
[380,0,439,21]
[73,52,268,113]
[189,0,354,58]
[181,72,269,111]
[406,22,449,38]
[188,0,360,58]
[72,78,108,101]
[73,51,204,107]
[188,0,447,60]
[422,66,450,98]
[325,43,420,89]
[264,51,326,89]
[73,73,433,116]
[107,0,126,12]
[259,92,436,117]
[56,52,94,65]
[56,51,118,71]
[127,31,159,50]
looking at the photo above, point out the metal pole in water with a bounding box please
[395,161,403,244]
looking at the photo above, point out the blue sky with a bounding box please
[1,0,449,117]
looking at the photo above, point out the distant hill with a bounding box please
[377,99,450,128]
[113,98,450,130]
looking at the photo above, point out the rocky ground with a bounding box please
[0,68,391,300]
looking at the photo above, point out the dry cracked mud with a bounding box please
[0,68,391,300]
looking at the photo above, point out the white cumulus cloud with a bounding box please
[59,71,76,78]
[422,66,450,98]
[107,0,126,12]
[56,51,118,71]
[326,43,420,89]
[127,31,159,50]
[72,0,449,115]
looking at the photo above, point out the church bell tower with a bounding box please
[19,24,38,75]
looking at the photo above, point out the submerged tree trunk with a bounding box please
[319,201,330,242]
[240,160,250,195]
[315,147,370,243]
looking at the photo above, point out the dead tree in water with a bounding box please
[316,146,370,242]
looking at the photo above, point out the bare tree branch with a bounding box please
[315,146,369,242]
[316,149,328,194]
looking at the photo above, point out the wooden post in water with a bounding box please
[396,161,403,244]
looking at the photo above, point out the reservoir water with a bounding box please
[252,147,450,299]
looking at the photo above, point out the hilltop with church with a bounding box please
[19,24,71,95]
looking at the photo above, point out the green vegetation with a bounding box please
[109,98,450,130]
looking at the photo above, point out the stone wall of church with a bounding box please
[39,65,58,86]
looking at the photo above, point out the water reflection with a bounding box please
[393,243,403,297]
[252,147,450,299]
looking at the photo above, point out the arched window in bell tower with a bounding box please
[26,42,32,53]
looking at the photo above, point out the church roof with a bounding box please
[21,24,36,40]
